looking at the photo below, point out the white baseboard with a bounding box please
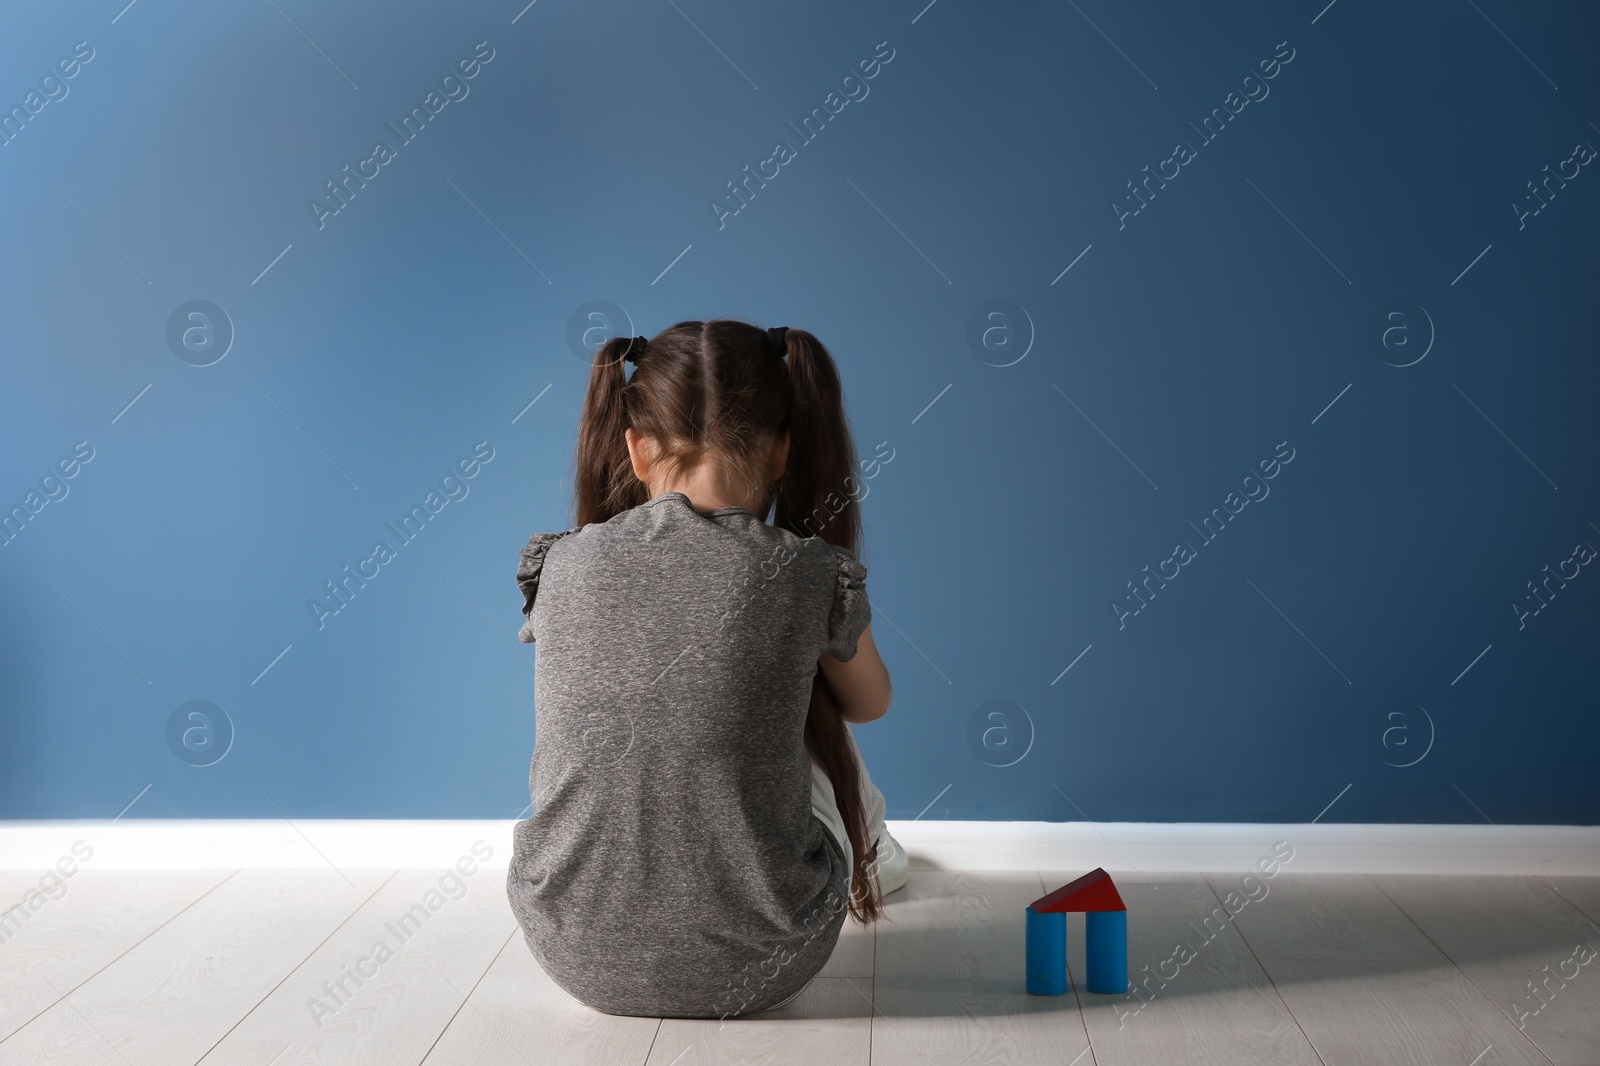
[884,821,1600,877]
[0,820,1595,876]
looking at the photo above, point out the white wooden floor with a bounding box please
[2,868,1597,1065]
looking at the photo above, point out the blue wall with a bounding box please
[2,0,1595,824]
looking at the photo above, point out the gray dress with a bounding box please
[507,490,872,1018]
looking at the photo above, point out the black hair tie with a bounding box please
[765,325,789,353]
[622,335,650,365]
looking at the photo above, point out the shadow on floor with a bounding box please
[783,871,1600,1019]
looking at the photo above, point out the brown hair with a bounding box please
[573,319,884,924]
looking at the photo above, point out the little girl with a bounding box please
[507,319,908,1019]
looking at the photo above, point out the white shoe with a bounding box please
[871,829,909,896]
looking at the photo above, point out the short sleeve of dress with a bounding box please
[516,529,577,643]
[823,544,871,662]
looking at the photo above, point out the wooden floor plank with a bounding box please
[422,933,660,1066]
[1072,881,1321,1066]
[647,978,871,1066]
[1547,876,1600,926]
[0,869,234,1042]
[816,910,874,979]
[1217,872,1446,961]
[3,867,1591,1065]
[1263,958,1550,1066]
[197,866,516,1065]
[0,869,388,1066]
[1375,874,1600,1065]
[870,870,1093,1066]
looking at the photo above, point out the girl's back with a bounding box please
[508,488,869,1018]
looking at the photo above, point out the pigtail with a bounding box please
[574,335,648,526]
[774,330,883,925]
[772,330,862,548]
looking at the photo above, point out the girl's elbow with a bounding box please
[853,683,892,724]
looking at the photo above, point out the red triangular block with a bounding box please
[1030,867,1126,913]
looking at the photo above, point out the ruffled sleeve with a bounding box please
[516,529,577,643]
[823,544,872,661]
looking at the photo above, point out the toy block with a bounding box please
[1085,909,1128,993]
[1025,906,1067,995]
[1025,869,1129,996]
[1029,866,1126,914]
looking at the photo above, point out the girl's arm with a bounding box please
[818,624,892,724]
